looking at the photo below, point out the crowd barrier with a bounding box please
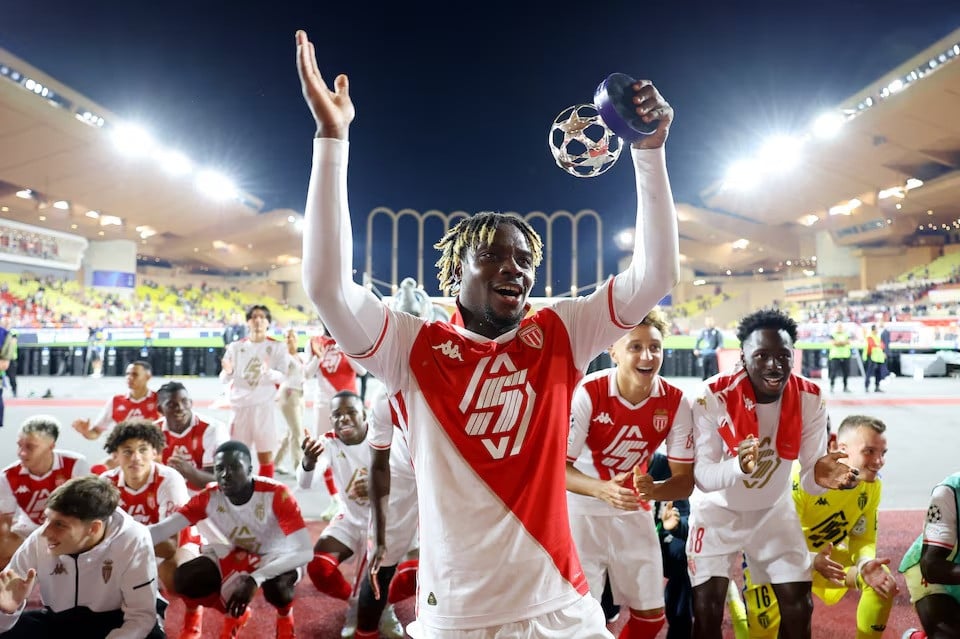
[9,346,913,379]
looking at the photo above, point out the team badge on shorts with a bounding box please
[102,559,113,583]
[518,324,543,350]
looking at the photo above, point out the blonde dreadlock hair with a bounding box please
[434,212,544,296]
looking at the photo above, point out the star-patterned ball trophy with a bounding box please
[549,72,657,178]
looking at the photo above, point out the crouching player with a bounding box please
[101,421,197,625]
[741,415,897,639]
[148,441,312,639]
[565,311,695,639]
[300,391,418,639]
[899,471,960,639]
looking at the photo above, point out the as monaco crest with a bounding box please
[652,410,669,432]
[518,324,543,350]
[102,559,113,583]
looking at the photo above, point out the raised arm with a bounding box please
[611,82,680,325]
[297,30,386,356]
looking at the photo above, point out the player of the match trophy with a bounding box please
[549,73,658,178]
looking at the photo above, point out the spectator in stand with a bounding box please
[694,316,722,380]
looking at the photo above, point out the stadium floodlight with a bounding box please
[85,210,100,219]
[52,200,70,210]
[828,198,861,216]
[803,269,815,277]
[732,238,750,250]
[614,228,635,251]
[195,169,237,201]
[112,123,155,157]
[886,79,904,94]
[798,214,820,226]
[812,112,845,140]
[544,285,553,296]
[757,135,803,173]
[99,215,122,226]
[722,158,762,190]
[157,149,192,176]
[878,186,905,199]
[693,279,706,286]
[15,189,32,199]
[906,177,923,190]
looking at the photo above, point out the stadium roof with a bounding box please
[685,27,960,276]
[1,28,959,278]
[0,47,302,275]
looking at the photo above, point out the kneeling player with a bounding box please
[148,441,312,639]
[300,391,418,639]
[741,415,898,639]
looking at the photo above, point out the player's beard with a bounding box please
[481,303,525,334]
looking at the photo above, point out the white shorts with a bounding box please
[230,403,280,454]
[322,493,419,567]
[686,496,810,587]
[409,594,612,639]
[569,510,664,611]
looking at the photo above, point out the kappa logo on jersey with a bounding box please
[459,353,534,459]
[592,412,614,425]
[433,340,464,362]
[518,324,543,350]
[170,444,193,461]
[808,511,849,548]
[600,425,651,472]
[14,485,28,495]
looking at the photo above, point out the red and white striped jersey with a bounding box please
[157,413,229,475]
[567,370,693,516]
[102,462,189,525]
[177,477,306,557]
[0,451,91,529]
[359,281,636,630]
[92,392,160,433]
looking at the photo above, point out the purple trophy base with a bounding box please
[593,72,658,142]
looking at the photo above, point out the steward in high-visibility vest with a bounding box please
[864,325,886,392]
[828,323,851,392]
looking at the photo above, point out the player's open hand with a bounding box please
[0,568,36,614]
[296,30,355,140]
[737,436,760,474]
[630,80,673,150]
[860,558,899,599]
[660,501,681,531]
[812,543,845,586]
[301,436,324,471]
[814,451,860,490]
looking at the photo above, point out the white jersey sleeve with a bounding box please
[158,466,190,519]
[91,396,115,432]
[201,417,229,468]
[110,522,161,639]
[369,394,395,450]
[795,392,828,496]
[664,394,695,463]
[566,383,593,463]
[0,472,15,515]
[70,455,92,478]
[924,484,958,551]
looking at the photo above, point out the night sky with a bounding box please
[2,1,958,285]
